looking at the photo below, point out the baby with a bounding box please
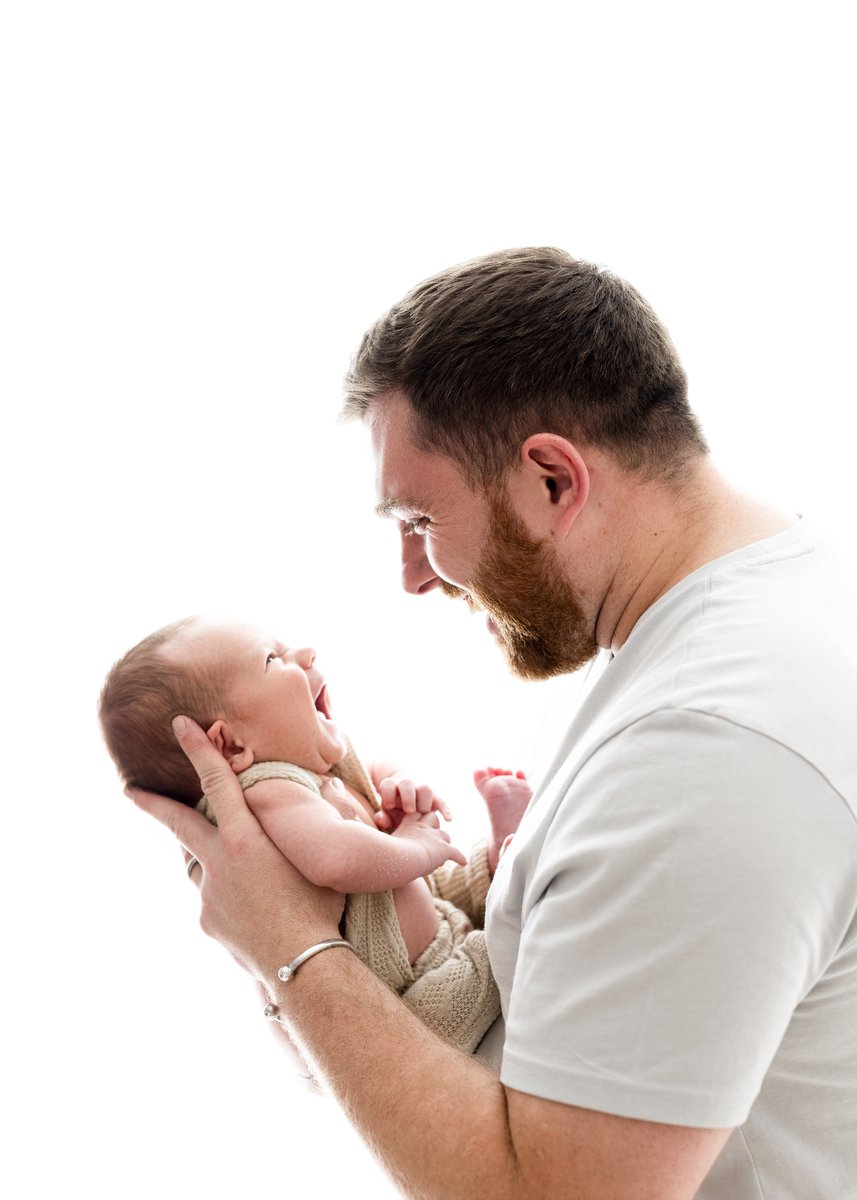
[99,616,532,1055]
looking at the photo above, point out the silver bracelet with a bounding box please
[263,939,353,1019]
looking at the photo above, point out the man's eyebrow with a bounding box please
[374,496,421,519]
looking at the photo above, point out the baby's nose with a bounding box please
[294,646,316,670]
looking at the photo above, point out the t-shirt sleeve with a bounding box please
[500,709,853,1127]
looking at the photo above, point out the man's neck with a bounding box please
[589,459,797,653]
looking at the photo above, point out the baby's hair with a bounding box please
[99,616,226,806]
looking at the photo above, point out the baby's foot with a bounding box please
[473,767,532,872]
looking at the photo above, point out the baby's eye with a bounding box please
[266,652,280,665]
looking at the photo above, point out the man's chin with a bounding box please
[490,614,598,681]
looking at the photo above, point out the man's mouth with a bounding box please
[437,577,483,615]
[441,582,499,638]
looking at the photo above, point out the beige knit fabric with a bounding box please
[402,898,498,1053]
[428,839,492,928]
[344,887,499,1054]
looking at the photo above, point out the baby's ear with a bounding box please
[206,719,254,774]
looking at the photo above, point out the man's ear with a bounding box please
[206,719,254,774]
[517,434,590,535]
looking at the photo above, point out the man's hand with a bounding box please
[375,770,452,830]
[128,715,345,981]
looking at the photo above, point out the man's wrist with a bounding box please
[277,938,354,983]
[263,939,354,1019]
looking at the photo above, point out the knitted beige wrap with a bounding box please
[428,840,493,929]
[196,739,500,1055]
[344,847,499,1054]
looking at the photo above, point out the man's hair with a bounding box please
[343,247,708,486]
[99,617,225,806]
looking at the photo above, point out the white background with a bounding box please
[2,3,853,1197]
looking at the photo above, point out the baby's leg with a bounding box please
[344,884,439,996]
[473,768,533,873]
[392,878,442,963]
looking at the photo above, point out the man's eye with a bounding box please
[401,517,429,536]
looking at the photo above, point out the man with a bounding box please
[135,249,857,1198]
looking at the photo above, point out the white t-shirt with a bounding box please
[484,521,857,1199]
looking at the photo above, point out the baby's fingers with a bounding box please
[380,776,417,812]
[398,779,417,811]
[429,821,467,867]
[446,840,467,867]
[432,797,453,821]
[379,778,401,809]
[415,784,440,815]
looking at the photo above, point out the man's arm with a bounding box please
[131,717,730,1200]
[271,944,730,1200]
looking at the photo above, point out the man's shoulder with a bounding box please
[601,525,856,780]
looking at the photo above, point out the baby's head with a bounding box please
[99,616,346,805]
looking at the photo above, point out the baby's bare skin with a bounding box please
[473,768,532,873]
[264,768,530,964]
[161,620,529,965]
[243,770,462,963]
[320,774,442,962]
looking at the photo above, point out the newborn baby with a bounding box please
[100,616,531,1055]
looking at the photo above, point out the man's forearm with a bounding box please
[271,946,519,1200]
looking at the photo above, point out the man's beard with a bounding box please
[441,490,598,681]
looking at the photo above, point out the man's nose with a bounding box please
[400,528,443,595]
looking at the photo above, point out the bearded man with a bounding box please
[136,249,857,1200]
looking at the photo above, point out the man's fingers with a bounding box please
[171,715,246,828]
[127,712,247,856]
[182,849,204,886]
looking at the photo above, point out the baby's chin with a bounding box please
[326,726,349,767]
[251,727,348,774]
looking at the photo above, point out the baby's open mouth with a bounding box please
[315,684,332,720]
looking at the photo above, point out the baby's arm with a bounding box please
[245,778,465,894]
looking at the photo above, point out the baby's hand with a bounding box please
[375,771,452,831]
[392,810,467,874]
